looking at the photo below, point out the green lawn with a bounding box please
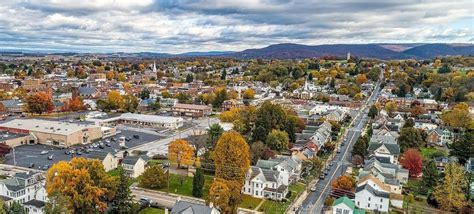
[159,173,214,198]
[139,207,165,214]
[420,147,447,160]
[258,182,306,214]
[239,195,263,210]
[148,159,168,166]
[107,168,121,177]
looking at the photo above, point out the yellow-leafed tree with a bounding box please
[168,139,195,168]
[207,178,231,213]
[45,158,118,213]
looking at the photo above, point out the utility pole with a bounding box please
[13,146,16,166]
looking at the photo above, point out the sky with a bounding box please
[0,0,472,53]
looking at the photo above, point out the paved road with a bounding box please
[299,75,383,214]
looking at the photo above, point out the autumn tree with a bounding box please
[207,178,231,213]
[44,192,72,214]
[433,163,468,212]
[384,101,397,116]
[46,158,118,213]
[356,74,368,85]
[213,131,250,212]
[168,139,195,168]
[242,88,255,99]
[351,155,364,167]
[0,144,11,158]
[26,92,54,114]
[138,165,168,189]
[107,90,123,110]
[441,102,473,130]
[250,141,270,165]
[64,97,85,112]
[331,175,355,191]
[121,93,138,112]
[266,129,289,151]
[399,149,423,177]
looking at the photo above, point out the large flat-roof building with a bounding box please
[172,103,212,118]
[0,119,102,147]
[88,113,184,129]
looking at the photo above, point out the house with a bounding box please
[332,196,364,214]
[87,151,118,172]
[355,184,390,212]
[325,109,346,122]
[242,166,288,201]
[78,86,99,98]
[121,156,148,178]
[0,172,47,214]
[433,156,456,173]
[221,99,244,111]
[0,99,25,114]
[360,157,409,184]
[367,142,400,164]
[427,128,453,146]
[171,200,220,214]
[466,158,474,173]
[357,174,403,208]
[307,121,332,150]
[256,155,302,184]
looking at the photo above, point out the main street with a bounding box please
[299,74,383,214]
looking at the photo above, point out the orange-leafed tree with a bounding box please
[356,74,368,85]
[64,97,85,112]
[213,131,250,212]
[400,148,423,177]
[207,178,231,213]
[168,139,195,168]
[331,175,355,191]
[45,158,118,213]
[26,92,54,114]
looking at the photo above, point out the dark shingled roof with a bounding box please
[356,183,390,198]
[171,201,213,214]
[23,199,46,208]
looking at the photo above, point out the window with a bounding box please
[368,197,371,201]
[343,210,349,214]
[380,205,382,209]
[380,198,383,202]
[368,203,370,208]
[336,208,342,214]
[357,201,360,206]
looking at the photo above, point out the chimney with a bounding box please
[209,202,214,209]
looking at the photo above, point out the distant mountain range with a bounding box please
[2,43,472,60]
[225,43,474,59]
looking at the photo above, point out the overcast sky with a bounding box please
[0,0,472,53]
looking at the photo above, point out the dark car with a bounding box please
[133,134,140,139]
[105,143,111,147]
[28,163,35,168]
[139,198,152,207]
[76,151,82,155]
[65,150,71,155]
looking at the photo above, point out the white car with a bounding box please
[40,150,49,155]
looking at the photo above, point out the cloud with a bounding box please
[0,0,472,53]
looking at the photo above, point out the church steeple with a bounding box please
[152,61,157,73]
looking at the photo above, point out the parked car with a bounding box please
[76,151,82,155]
[42,165,49,170]
[337,148,341,153]
[319,174,325,180]
[40,150,49,155]
[48,155,54,160]
[105,143,111,147]
[133,134,140,139]
[65,150,71,155]
[139,198,152,207]
[28,163,35,168]
[310,185,317,192]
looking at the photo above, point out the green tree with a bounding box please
[44,192,72,214]
[368,105,378,119]
[121,94,138,112]
[352,135,369,159]
[185,73,194,83]
[207,123,224,147]
[422,160,440,192]
[266,129,289,151]
[449,130,474,164]
[6,201,26,214]
[221,69,227,80]
[111,167,134,214]
[138,165,168,189]
[398,127,427,153]
[139,88,150,100]
[192,168,205,197]
[212,88,228,108]
[252,101,287,142]
[433,163,468,211]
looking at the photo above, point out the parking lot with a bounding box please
[3,128,162,170]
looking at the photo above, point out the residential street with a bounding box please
[299,74,382,214]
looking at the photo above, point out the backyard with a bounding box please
[258,182,306,214]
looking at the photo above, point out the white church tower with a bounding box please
[152,61,157,73]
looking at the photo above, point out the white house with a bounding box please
[355,184,390,212]
[255,155,302,184]
[242,166,288,201]
[332,196,364,214]
[367,142,400,164]
[87,151,118,172]
[121,156,148,178]
[0,172,47,214]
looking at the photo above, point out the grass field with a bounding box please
[239,195,263,210]
[420,147,447,160]
[159,173,214,198]
[138,207,165,214]
[258,182,306,214]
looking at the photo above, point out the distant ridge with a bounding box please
[3,43,473,59]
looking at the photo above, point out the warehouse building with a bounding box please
[88,113,184,129]
[0,119,102,148]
